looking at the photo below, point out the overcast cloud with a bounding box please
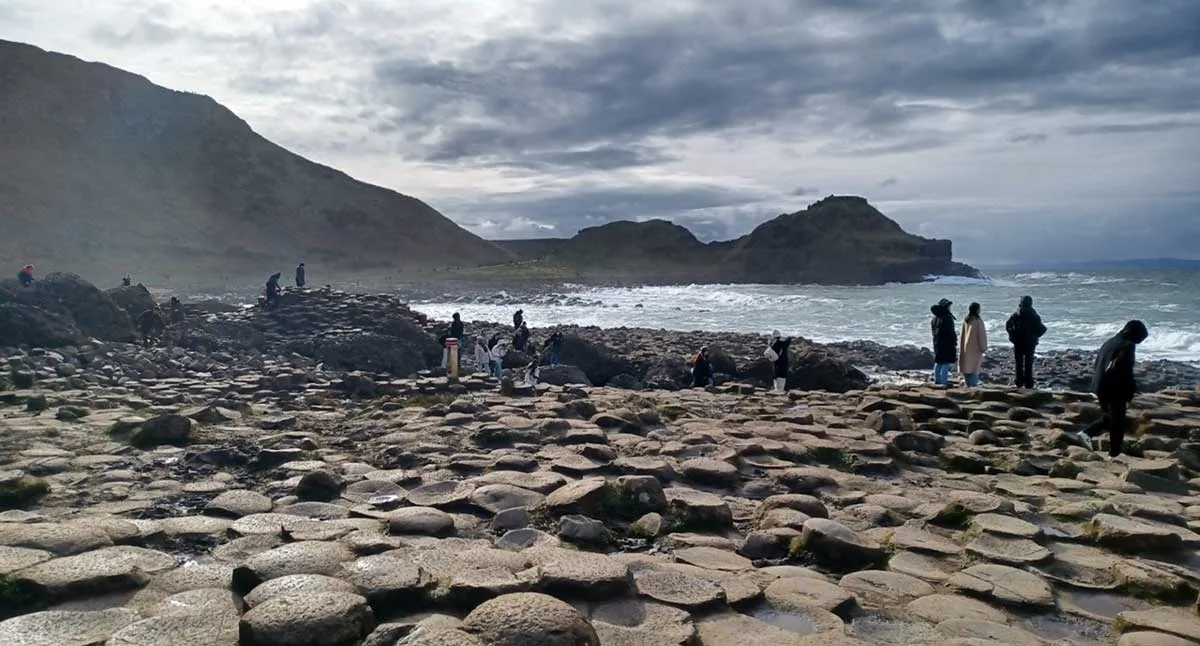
[2,0,1199,264]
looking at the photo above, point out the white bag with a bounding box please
[764,346,779,362]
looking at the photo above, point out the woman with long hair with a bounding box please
[959,302,988,387]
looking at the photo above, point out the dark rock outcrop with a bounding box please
[0,303,81,348]
[105,285,158,320]
[1,273,132,342]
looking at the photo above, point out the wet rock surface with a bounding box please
[3,282,1200,645]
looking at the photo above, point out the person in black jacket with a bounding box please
[513,309,524,330]
[295,263,306,288]
[265,273,282,309]
[545,331,565,365]
[448,313,465,340]
[1005,295,1048,388]
[513,322,531,352]
[768,330,790,392]
[930,299,957,385]
[692,346,714,388]
[1075,320,1148,457]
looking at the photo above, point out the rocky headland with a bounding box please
[3,274,1200,645]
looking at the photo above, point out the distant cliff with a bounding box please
[0,40,509,283]
[495,196,980,285]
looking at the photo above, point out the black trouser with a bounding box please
[1082,397,1127,456]
[1013,346,1036,388]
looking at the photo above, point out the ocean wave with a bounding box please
[1011,271,1129,286]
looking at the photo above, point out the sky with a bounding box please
[2,0,1199,265]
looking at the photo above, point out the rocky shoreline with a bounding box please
[3,276,1200,645]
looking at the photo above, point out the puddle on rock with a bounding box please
[1059,589,1155,621]
[745,606,818,635]
[1021,613,1112,645]
[847,613,939,645]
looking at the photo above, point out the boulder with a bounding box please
[239,592,374,646]
[554,336,635,387]
[0,303,81,348]
[106,284,158,320]
[793,518,886,572]
[11,272,134,342]
[538,365,593,387]
[461,592,600,646]
[130,414,193,447]
[643,356,691,390]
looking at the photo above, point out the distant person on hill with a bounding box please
[265,273,282,309]
[137,305,166,346]
[1075,320,1149,457]
[514,322,531,352]
[545,330,565,365]
[1005,295,1048,388]
[295,263,306,288]
[16,265,34,287]
[930,299,957,386]
[692,346,714,388]
[121,274,132,287]
[513,309,524,330]
[766,330,790,392]
[958,302,988,387]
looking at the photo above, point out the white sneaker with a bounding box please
[1075,432,1093,451]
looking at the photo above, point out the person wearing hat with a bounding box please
[766,330,791,392]
[1005,295,1048,388]
[930,298,957,386]
[1075,320,1149,457]
[16,264,34,287]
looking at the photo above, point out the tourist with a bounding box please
[489,338,507,379]
[958,302,988,387]
[513,309,524,330]
[442,313,465,369]
[121,274,132,287]
[16,264,34,287]
[295,263,306,288]
[546,330,565,365]
[265,273,282,309]
[930,299,957,386]
[514,322,531,352]
[692,346,714,388]
[449,312,465,340]
[475,337,491,373]
[1075,320,1149,457]
[766,330,790,392]
[1005,295,1047,388]
[137,305,166,346]
[168,297,186,345]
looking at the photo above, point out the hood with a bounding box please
[931,299,953,317]
[1121,320,1149,344]
[1019,295,1033,308]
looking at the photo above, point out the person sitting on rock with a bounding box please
[930,299,957,386]
[513,322,531,352]
[545,330,565,365]
[766,330,790,392]
[16,264,34,287]
[137,305,166,346]
[513,309,524,330]
[1075,320,1148,458]
[295,263,306,288]
[265,273,282,309]
[692,346,714,388]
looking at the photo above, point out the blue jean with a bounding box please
[962,373,980,387]
[933,363,953,385]
[491,360,502,379]
[550,350,562,365]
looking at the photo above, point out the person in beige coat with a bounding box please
[959,302,988,387]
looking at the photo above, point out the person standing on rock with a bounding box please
[167,297,186,346]
[475,337,491,373]
[442,313,465,369]
[766,331,790,392]
[545,330,565,365]
[1006,295,1047,388]
[489,338,508,379]
[513,322,531,352]
[265,273,282,309]
[692,346,714,388]
[930,299,957,386]
[958,302,988,387]
[137,304,166,346]
[295,263,306,289]
[1075,320,1148,457]
[16,264,34,287]
[513,309,524,330]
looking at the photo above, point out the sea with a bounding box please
[408,267,1200,365]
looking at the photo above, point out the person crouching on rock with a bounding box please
[958,302,988,387]
[692,346,714,388]
[489,338,508,380]
[930,299,957,386]
[137,304,166,346]
[766,331,790,392]
[17,264,34,287]
[1074,320,1148,458]
[265,273,282,309]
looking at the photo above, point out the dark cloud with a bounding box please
[879,177,900,187]
[1009,132,1049,144]
[1066,120,1200,135]
[790,186,819,197]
